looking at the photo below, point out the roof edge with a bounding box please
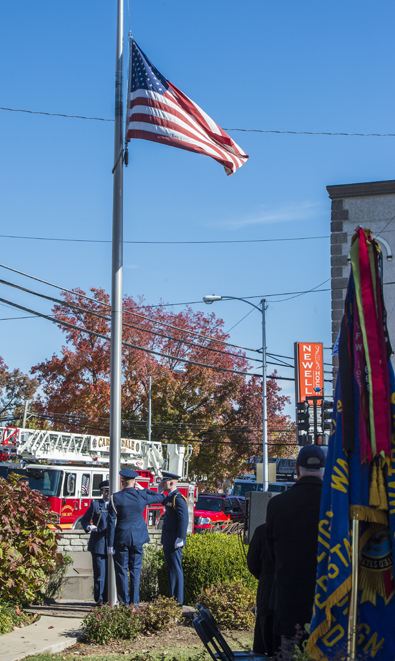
[327,180,395,199]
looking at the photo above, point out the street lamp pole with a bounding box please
[261,299,268,492]
[203,294,269,491]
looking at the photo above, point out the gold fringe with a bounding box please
[349,504,388,525]
[369,463,379,507]
[307,575,352,653]
[378,460,388,511]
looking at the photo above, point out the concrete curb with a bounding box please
[0,615,82,661]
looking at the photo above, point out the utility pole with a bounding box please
[261,299,268,491]
[22,401,29,428]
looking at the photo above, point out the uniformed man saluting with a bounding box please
[107,469,165,605]
[158,471,189,605]
[81,479,110,605]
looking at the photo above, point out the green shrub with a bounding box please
[0,601,39,635]
[141,595,180,632]
[82,596,181,644]
[0,475,61,603]
[197,580,255,630]
[34,553,73,603]
[82,603,143,644]
[140,544,165,602]
[158,533,257,605]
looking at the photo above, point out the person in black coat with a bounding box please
[158,471,189,605]
[81,480,110,605]
[247,522,276,656]
[265,446,325,647]
[107,469,165,605]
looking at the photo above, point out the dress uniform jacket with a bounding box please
[161,489,189,546]
[81,499,109,553]
[107,487,164,548]
[161,489,189,604]
[107,487,164,605]
[81,498,109,603]
[265,476,323,639]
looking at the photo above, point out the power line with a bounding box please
[0,276,263,365]
[0,261,260,354]
[0,233,330,245]
[0,293,297,380]
[2,106,395,138]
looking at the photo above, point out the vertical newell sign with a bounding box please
[294,342,323,403]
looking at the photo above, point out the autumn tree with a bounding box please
[31,288,295,486]
[0,357,38,427]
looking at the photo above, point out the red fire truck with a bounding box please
[0,427,196,534]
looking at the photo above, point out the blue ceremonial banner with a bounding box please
[307,367,395,660]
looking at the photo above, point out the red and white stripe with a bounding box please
[126,84,248,176]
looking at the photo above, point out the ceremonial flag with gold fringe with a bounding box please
[307,228,395,661]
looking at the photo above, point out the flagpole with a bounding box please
[108,0,124,606]
[347,516,360,660]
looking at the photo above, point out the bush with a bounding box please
[141,595,180,632]
[0,601,39,635]
[140,544,165,602]
[158,533,257,605]
[0,475,61,603]
[38,553,73,603]
[197,580,255,630]
[82,596,180,643]
[83,603,143,644]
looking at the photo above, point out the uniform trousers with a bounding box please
[91,553,108,603]
[163,545,183,604]
[113,544,143,605]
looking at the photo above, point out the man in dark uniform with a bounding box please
[265,445,325,652]
[81,479,110,605]
[158,471,189,605]
[107,469,165,605]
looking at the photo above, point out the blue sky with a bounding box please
[1,0,395,417]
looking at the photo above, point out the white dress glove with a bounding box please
[174,537,184,549]
[108,547,115,555]
[134,482,144,490]
[87,525,98,532]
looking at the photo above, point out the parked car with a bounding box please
[193,493,245,534]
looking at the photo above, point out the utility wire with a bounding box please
[0,233,330,245]
[0,277,263,365]
[0,262,260,354]
[0,294,297,381]
[2,106,395,138]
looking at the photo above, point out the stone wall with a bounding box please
[58,530,89,553]
[328,180,395,392]
[57,529,163,555]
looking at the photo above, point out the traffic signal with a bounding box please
[296,401,310,432]
[322,400,333,431]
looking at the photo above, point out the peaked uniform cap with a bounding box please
[160,471,181,481]
[99,480,109,489]
[119,469,139,479]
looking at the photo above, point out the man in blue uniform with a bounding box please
[81,479,110,605]
[158,471,189,605]
[107,469,165,605]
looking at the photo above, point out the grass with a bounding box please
[25,652,210,661]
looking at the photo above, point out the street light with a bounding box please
[148,367,186,443]
[203,294,269,491]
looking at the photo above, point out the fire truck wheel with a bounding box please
[73,518,84,530]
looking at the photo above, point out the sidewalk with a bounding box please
[0,611,83,661]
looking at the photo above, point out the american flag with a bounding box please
[126,40,249,176]
[81,475,90,495]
